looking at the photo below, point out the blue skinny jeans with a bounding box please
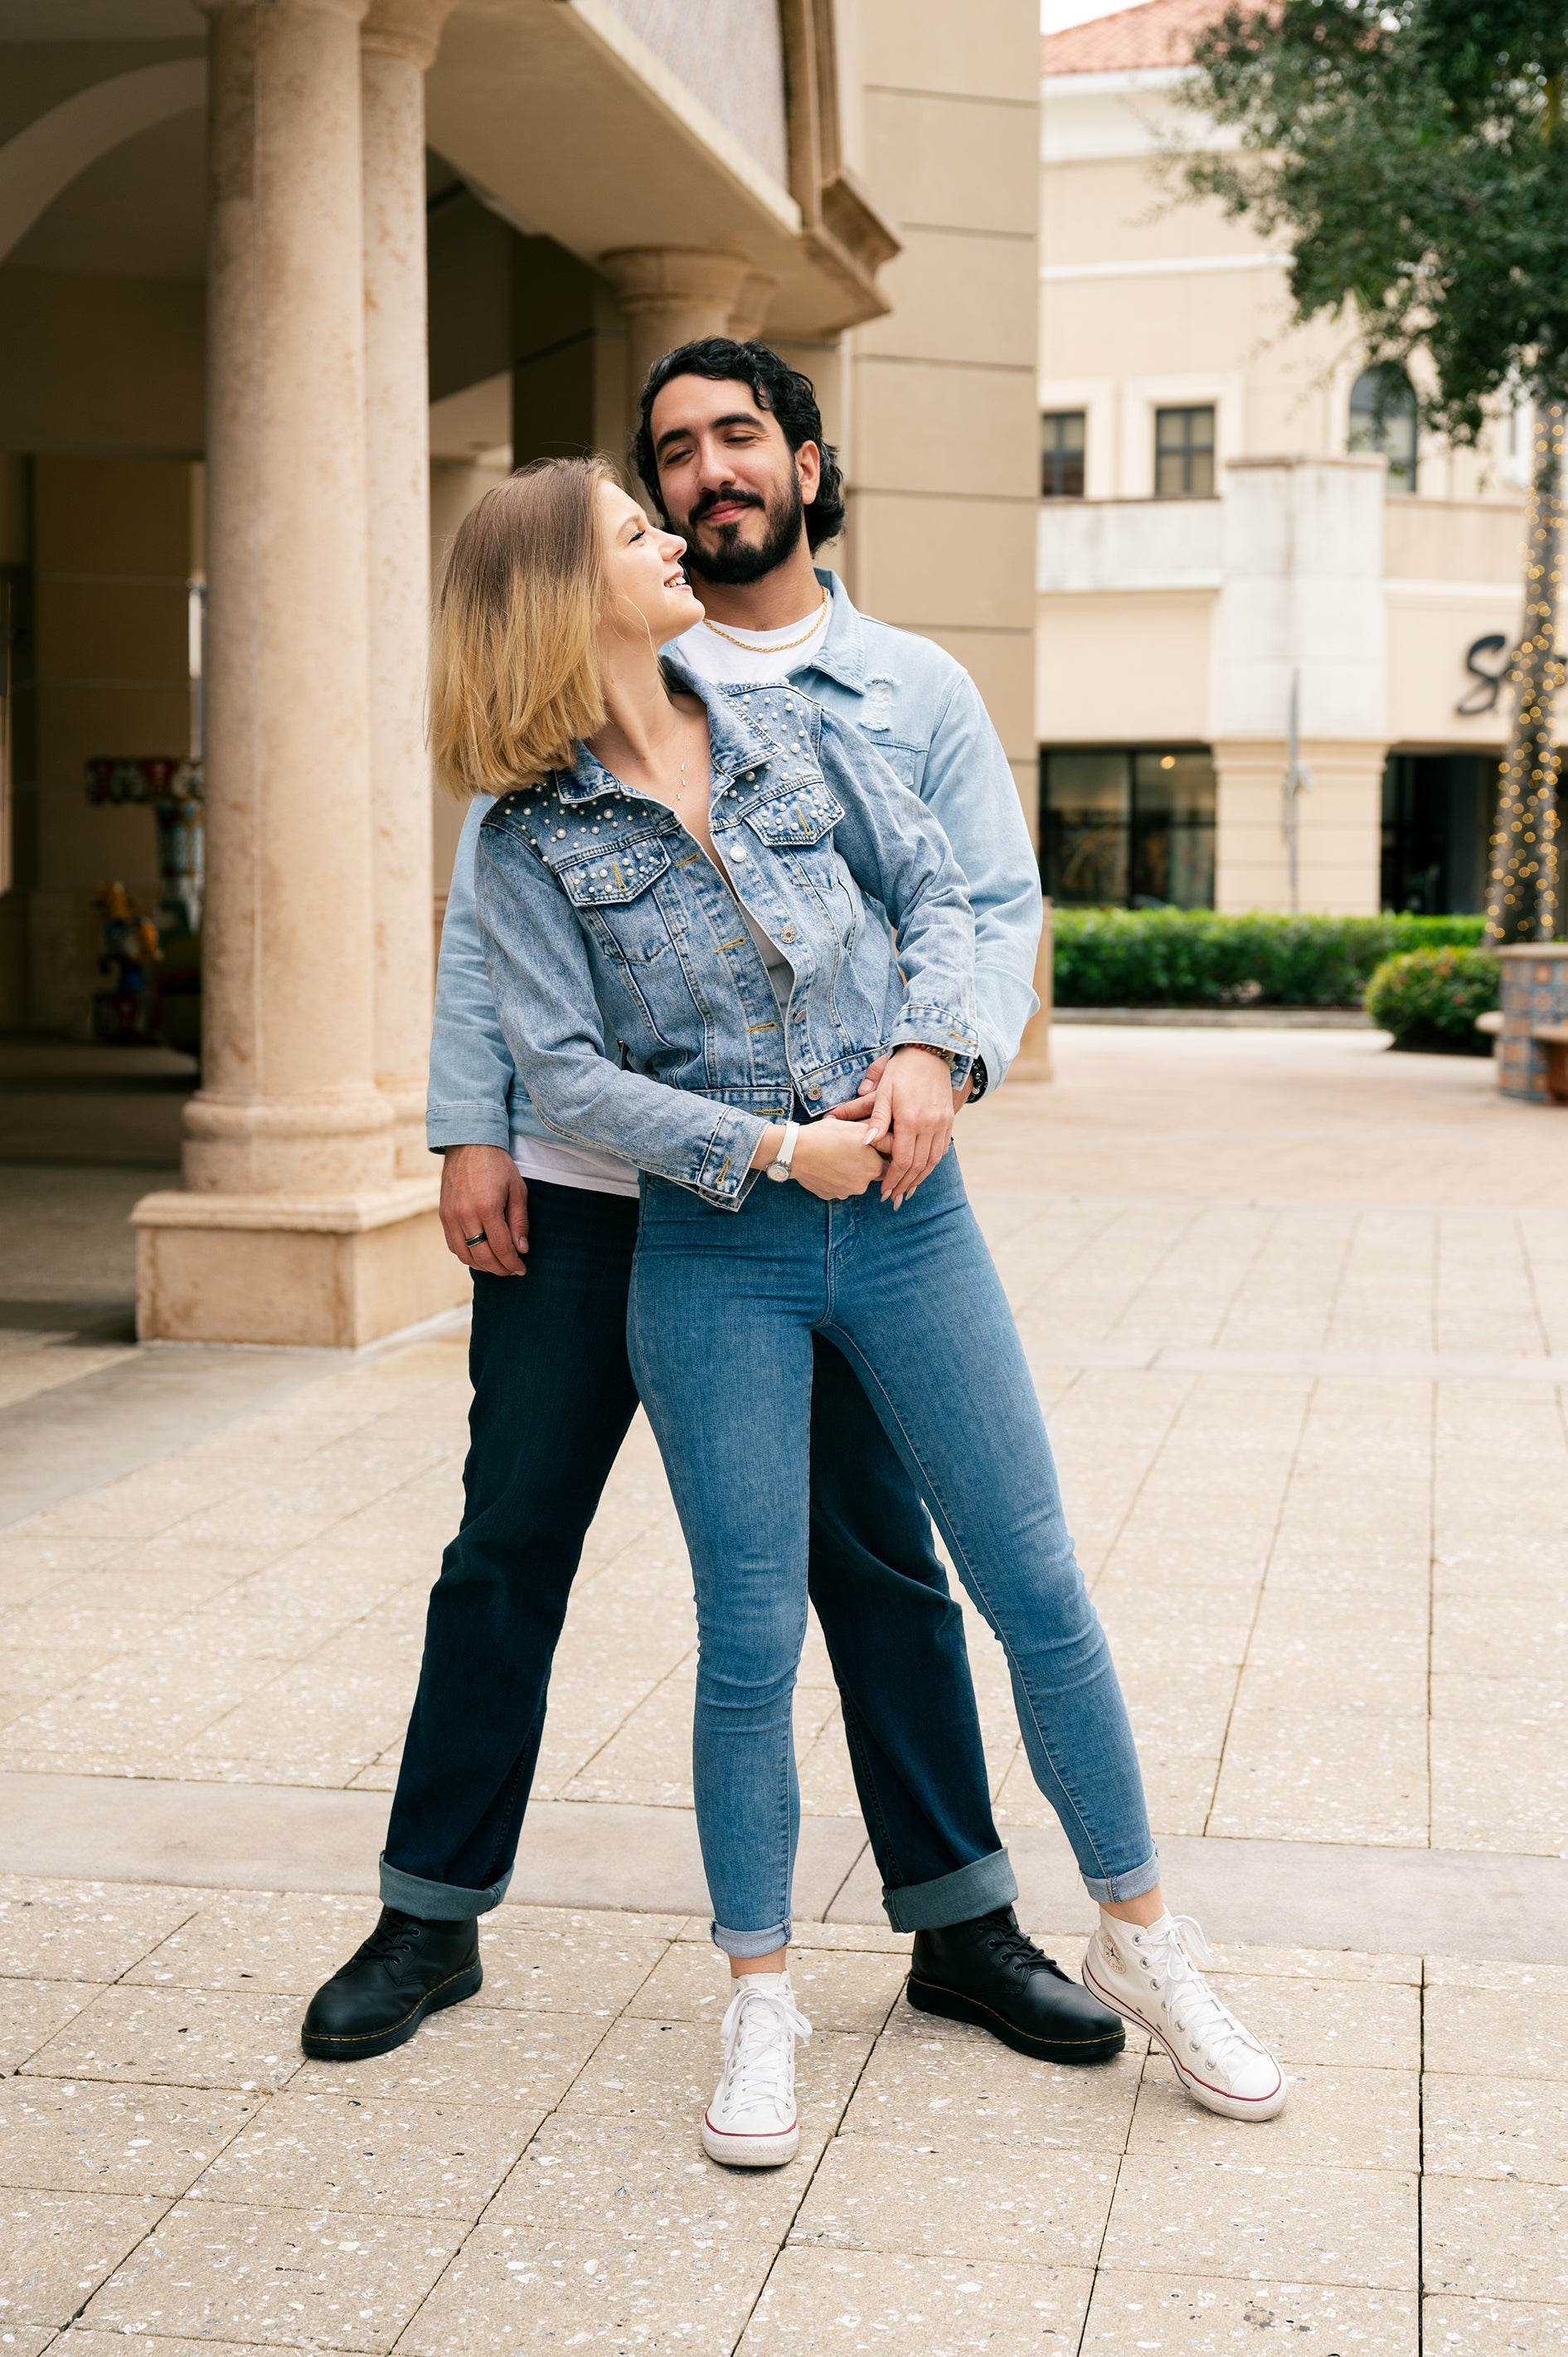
[628,1149,1160,1956]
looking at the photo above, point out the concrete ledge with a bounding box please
[862,1821,1568,1963]
[0,1774,869,1927]
[1053,1008,1376,1030]
[6,1771,1568,1961]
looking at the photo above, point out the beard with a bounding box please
[680,467,806,587]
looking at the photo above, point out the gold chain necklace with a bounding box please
[702,585,828,654]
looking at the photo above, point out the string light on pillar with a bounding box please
[1486,398,1565,945]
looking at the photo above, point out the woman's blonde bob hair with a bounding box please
[430,454,616,799]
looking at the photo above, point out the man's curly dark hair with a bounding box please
[632,338,847,551]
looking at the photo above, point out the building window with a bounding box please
[1154,405,1216,497]
[1349,366,1418,492]
[1041,411,1086,498]
[1039,748,1216,908]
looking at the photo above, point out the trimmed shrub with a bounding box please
[1363,946,1500,1052]
[1051,909,1488,1008]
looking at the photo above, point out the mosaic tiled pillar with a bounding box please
[1495,942,1568,1102]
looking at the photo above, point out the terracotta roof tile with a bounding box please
[1042,0,1231,77]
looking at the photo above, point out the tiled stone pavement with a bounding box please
[2,1027,1567,2347]
[6,1876,1565,2354]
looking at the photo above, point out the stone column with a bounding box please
[133,0,463,1346]
[362,0,455,1175]
[599,247,753,397]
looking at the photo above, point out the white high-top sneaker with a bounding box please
[701,1972,813,2168]
[1083,1912,1286,2121]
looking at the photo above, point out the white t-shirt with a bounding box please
[509,601,827,1199]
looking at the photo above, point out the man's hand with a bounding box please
[828,1050,973,1121]
[439,1144,528,1274]
[859,1045,956,1206]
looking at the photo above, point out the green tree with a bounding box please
[1177,0,1568,942]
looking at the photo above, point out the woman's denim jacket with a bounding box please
[473,657,978,1209]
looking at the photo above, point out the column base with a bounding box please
[132,1177,468,1348]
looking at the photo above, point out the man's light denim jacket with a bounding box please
[427,570,1042,1157]
[473,657,977,1209]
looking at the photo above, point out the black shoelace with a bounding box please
[349,1909,427,1970]
[978,1910,1067,1983]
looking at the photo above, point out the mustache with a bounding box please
[687,485,766,527]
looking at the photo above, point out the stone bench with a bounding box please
[1532,1023,1568,1104]
[1493,944,1568,1102]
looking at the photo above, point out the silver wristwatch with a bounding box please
[765,1118,801,1183]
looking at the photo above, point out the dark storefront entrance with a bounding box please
[1381,751,1496,915]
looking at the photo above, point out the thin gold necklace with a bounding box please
[702,584,828,653]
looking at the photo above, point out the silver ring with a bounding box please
[464,1231,487,1247]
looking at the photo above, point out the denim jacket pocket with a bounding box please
[556,838,676,967]
[742,779,844,848]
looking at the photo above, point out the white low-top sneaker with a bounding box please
[1082,1912,1286,2121]
[701,1972,813,2168]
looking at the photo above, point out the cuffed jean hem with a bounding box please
[881,1845,1017,1934]
[379,1851,512,1921]
[1080,1849,1162,1907]
[711,1918,792,1958]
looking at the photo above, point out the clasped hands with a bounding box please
[757,1044,969,1206]
[442,1046,973,1275]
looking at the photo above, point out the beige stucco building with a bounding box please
[0,0,1039,1347]
[1038,0,1530,920]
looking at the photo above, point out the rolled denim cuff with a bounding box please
[711,1917,791,1958]
[379,1849,512,1921]
[886,1004,977,1085]
[1079,1849,1162,1907]
[881,1844,1017,1934]
[425,1100,513,1153]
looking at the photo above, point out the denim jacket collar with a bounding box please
[550,655,816,809]
[797,566,867,695]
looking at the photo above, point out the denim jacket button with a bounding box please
[807,1083,823,1100]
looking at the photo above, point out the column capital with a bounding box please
[362,0,457,67]
[727,270,777,344]
[599,246,753,315]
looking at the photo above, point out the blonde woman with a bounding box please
[430,455,1285,2165]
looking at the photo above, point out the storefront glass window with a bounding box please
[1131,750,1217,906]
[1040,747,1216,907]
[1154,406,1215,496]
[1041,411,1086,498]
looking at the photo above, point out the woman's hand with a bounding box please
[860,1045,956,1206]
[784,1120,886,1201]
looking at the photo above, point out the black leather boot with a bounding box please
[907,1905,1124,2063]
[300,1907,483,2062]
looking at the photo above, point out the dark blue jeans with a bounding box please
[381,1178,1012,1930]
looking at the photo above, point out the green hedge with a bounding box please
[1051,909,1488,1007]
[1363,946,1500,1052]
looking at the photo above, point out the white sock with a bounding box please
[731,1969,790,1994]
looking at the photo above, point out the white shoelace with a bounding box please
[716,1979,813,2117]
[1132,1914,1269,2072]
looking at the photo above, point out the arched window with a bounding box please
[1349,366,1418,492]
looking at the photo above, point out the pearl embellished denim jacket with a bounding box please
[473,656,978,1208]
